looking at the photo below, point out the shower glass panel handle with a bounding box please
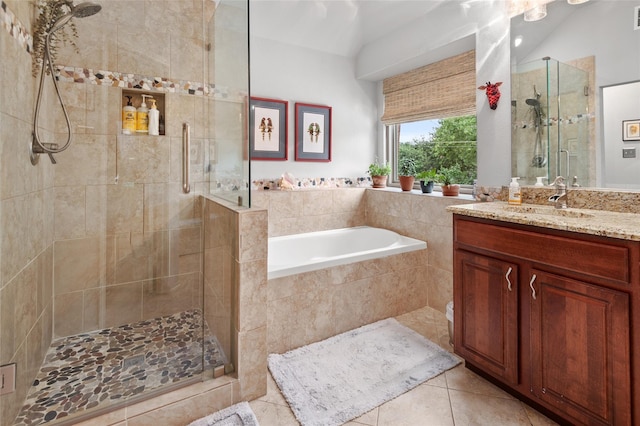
[182,122,191,194]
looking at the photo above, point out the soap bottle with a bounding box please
[508,177,521,205]
[148,99,160,136]
[122,95,136,134]
[136,94,152,133]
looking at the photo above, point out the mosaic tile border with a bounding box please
[252,176,373,191]
[1,1,240,101]
[55,65,237,100]
[1,0,33,52]
[513,112,594,131]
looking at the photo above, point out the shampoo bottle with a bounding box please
[136,94,152,133]
[508,177,521,205]
[148,99,160,136]
[122,95,136,134]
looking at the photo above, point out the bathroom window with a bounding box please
[381,50,477,191]
[387,116,477,189]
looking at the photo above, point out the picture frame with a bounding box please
[295,102,332,162]
[250,97,288,161]
[623,119,640,141]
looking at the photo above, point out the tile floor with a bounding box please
[13,310,225,426]
[249,306,559,426]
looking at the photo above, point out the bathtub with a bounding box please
[268,226,427,279]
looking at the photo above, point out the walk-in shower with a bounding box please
[511,57,590,186]
[1,0,249,424]
[30,1,101,165]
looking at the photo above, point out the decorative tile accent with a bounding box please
[252,176,373,191]
[1,0,33,53]
[55,65,237,100]
[14,310,225,426]
[1,2,240,101]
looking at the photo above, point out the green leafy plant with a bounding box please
[367,160,391,176]
[436,164,465,186]
[398,157,417,177]
[32,0,80,77]
[416,169,437,182]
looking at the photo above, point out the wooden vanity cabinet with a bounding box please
[453,215,639,426]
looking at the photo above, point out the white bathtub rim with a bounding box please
[267,226,426,280]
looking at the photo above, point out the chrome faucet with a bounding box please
[548,176,567,209]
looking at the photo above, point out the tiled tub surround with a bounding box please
[253,187,475,355]
[14,310,226,426]
[267,248,429,354]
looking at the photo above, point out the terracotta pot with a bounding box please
[371,175,388,188]
[441,184,460,196]
[399,176,415,191]
[419,180,434,193]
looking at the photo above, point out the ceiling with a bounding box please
[249,0,462,58]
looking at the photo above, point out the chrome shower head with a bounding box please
[50,2,101,33]
[525,98,540,107]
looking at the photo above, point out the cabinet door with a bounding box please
[454,250,519,384]
[529,270,631,426]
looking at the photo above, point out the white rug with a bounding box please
[188,401,259,426]
[268,318,461,426]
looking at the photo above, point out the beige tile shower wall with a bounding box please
[251,188,366,236]
[51,89,207,338]
[0,7,56,425]
[47,0,215,338]
[203,197,268,401]
[267,249,428,354]
[364,189,475,313]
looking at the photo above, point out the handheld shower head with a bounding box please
[71,2,102,18]
[49,2,101,33]
[525,98,539,107]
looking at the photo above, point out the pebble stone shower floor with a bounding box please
[13,310,226,425]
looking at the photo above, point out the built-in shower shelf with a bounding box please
[122,89,166,136]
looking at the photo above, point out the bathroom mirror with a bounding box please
[510,0,640,189]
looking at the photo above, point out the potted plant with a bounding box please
[32,0,81,77]
[437,164,465,196]
[416,169,437,193]
[398,157,417,191]
[367,160,392,188]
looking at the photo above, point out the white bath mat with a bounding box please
[268,318,461,426]
[188,401,259,426]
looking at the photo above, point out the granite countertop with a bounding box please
[447,202,640,241]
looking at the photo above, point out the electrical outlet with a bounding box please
[0,363,16,395]
[623,148,636,158]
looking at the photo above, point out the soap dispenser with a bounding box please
[136,94,152,133]
[148,99,160,136]
[122,95,136,134]
[508,177,521,205]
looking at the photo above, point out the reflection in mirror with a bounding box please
[512,56,593,187]
[510,0,640,189]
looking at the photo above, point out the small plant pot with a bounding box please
[399,176,415,191]
[419,180,434,193]
[441,184,460,196]
[371,175,388,188]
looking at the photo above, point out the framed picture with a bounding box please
[295,103,332,162]
[623,119,640,141]
[250,97,288,161]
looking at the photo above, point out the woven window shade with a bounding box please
[381,50,476,124]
